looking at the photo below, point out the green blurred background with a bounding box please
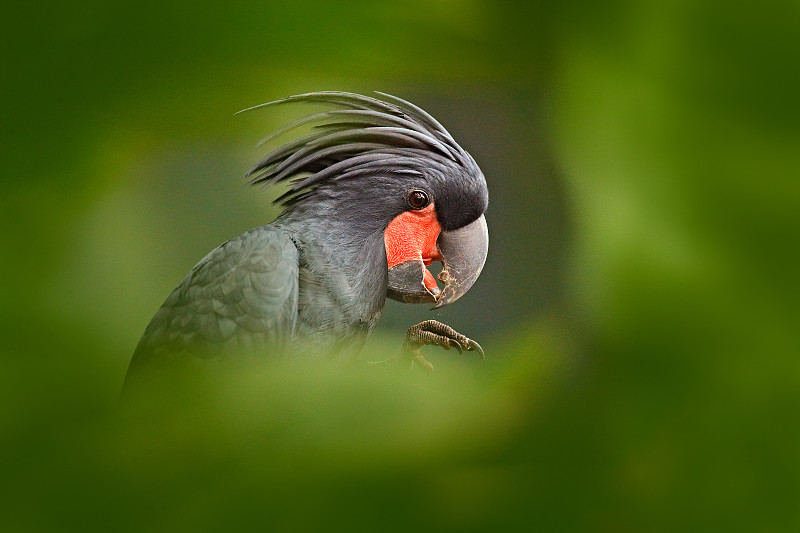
[2,0,799,531]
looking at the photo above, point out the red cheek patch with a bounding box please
[384,204,442,290]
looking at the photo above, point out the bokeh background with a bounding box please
[2,1,799,531]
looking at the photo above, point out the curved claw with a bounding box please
[465,339,485,360]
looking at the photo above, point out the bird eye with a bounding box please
[406,189,430,210]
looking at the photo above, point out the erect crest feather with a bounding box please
[239,91,479,206]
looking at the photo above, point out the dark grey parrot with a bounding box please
[124,91,489,388]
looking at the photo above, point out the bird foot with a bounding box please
[365,320,483,374]
[402,320,485,360]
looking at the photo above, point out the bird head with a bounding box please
[243,91,489,309]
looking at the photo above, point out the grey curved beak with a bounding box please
[431,214,489,309]
[386,214,488,307]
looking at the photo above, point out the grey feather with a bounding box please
[241,91,476,207]
[256,109,432,147]
[126,226,299,376]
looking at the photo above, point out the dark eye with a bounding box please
[406,189,430,210]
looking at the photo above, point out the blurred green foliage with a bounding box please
[2,0,799,531]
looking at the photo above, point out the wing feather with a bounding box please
[125,226,299,380]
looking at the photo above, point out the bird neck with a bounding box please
[275,210,389,342]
